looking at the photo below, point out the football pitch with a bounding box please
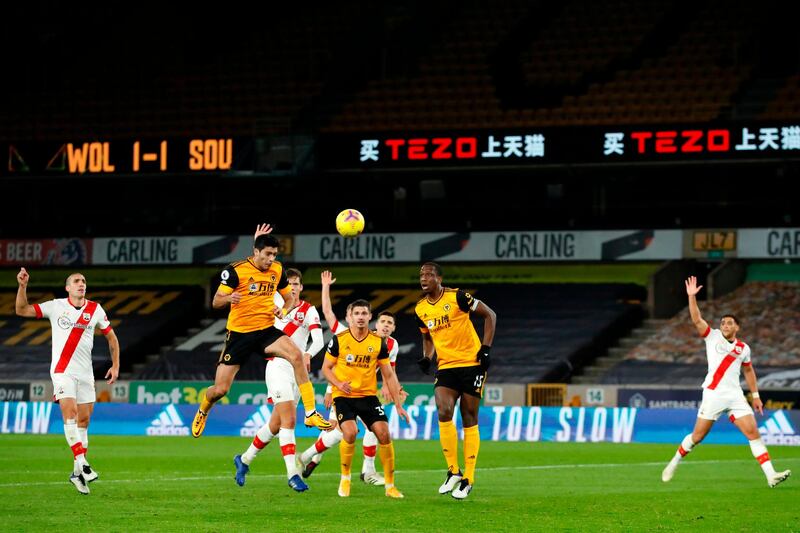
[1,435,798,532]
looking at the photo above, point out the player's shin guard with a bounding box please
[78,427,88,456]
[749,438,777,477]
[63,419,87,472]
[362,429,378,473]
[674,434,695,461]
[438,420,460,474]
[200,395,214,414]
[298,382,316,415]
[339,440,355,478]
[463,425,480,484]
[378,443,395,488]
[279,428,299,478]
[242,425,275,465]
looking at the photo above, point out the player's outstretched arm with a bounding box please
[253,223,273,240]
[742,364,763,415]
[213,290,241,309]
[15,268,37,318]
[379,362,409,423]
[104,329,121,384]
[685,276,709,336]
[474,300,497,346]
[320,270,339,328]
[417,332,436,374]
[322,356,351,395]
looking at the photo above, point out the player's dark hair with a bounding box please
[350,299,371,312]
[377,310,395,320]
[286,268,302,281]
[721,314,740,326]
[66,273,84,285]
[422,261,442,276]
[254,234,280,251]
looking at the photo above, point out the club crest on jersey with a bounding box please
[82,312,91,321]
[443,303,451,312]
[367,346,374,353]
[734,344,743,355]
[295,311,305,322]
[270,274,276,282]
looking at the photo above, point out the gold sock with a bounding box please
[200,395,214,414]
[298,381,316,414]
[438,420,460,474]
[378,443,395,487]
[339,440,355,477]
[463,425,480,483]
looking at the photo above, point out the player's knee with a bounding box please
[373,428,391,444]
[214,384,230,398]
[437,407,454,422]
[462,414,478,427]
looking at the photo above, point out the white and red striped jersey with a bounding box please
[34,299,112,378]
[700,327,751,393]
[274,300,323,355]
[330,320,399,365]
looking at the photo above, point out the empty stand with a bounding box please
[0,287,204,379]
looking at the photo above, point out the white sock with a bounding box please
[63,419,86,473]
[674,434,695,462]
[301,428,343,464]
[242,424,275,465]
[362,429,378,474]
[749,439,776,477]
[78,427,88,459]
[279,428,298,479]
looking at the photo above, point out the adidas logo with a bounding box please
[147,404,189,436]
[239,406,272,437]
[758,410,800,446]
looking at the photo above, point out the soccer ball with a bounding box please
[335,209,365,238]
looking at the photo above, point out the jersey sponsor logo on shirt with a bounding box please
[427,315,451,332]
[56,314,94,331]
[344,353,373,368]
[240,405,272,437]
[758,410,800,446]
[714,340,741,355]
[147,404,190,436]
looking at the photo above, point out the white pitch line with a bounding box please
[0,457,797,488]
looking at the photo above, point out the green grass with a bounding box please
[0,436,798,532]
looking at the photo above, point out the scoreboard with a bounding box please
[3,137,251,176]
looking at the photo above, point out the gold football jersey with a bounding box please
[415,288,481,370]
[216,259,291,333]
[325,329,389,399]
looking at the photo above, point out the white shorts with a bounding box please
[265,358,299,405]
[697,389,754,421]
[52,373,96,404]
